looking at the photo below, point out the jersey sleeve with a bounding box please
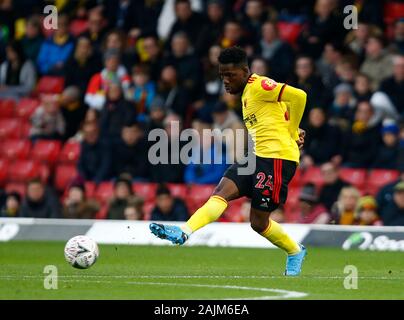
[252,77,285,102]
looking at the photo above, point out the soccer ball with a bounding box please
[64,235,99,269]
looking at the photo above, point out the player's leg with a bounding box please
[250,157,306,275]
[182,177,240,235]
[150,162,248,244]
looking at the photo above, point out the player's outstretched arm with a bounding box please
[279,85,307,141]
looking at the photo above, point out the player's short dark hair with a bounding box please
[218,46,248,67]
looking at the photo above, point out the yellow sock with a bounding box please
[181,195,228,235]
[260,219,300,255]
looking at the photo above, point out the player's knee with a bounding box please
[250,220,267,233]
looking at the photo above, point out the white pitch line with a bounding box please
[125,281,308,300]
[0,274,402,280]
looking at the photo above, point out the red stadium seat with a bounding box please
[19,121,32,138]
[84,181,96,199]
[276,21,304,46]
[367,169,400,195]
[289,167,302,188]
[5,182,26,197]
[0,118,21,139]
[384,2,404,24]
[143,201,155,221]
[0,158,8,186]
[54,164,78,191]
[223,197,248,222]
[0,139,31,160]
[0,99,16,118]
[58,141,81,163]
[69,19,88,36]
[31,140,62,164]
[133,183,157,201]
[339,168,367,189]
[167,183,188,200]
[39,163,51,183]
[8,160,40,182]
[16,98,40,120]
[95,182,114,204]
[36,76,65,94]
[95,204,109,220]
[301,166,324,188]
[188,184,216,211]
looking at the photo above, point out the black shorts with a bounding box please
[224,156,297,212]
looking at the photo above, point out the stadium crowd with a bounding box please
[0,0,403,225]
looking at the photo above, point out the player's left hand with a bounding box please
[297,128,305,149]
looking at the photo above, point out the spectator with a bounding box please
[250,57,268,76]
[63,182,100,219]
[255,21,294,82]
[30,94,66,141]
[318,162,349,212]
[344,22,374,63]
[107,176,141,220]
[342,101,381,168]
[302,107,343,166]
[0,41,36,99]
[36,14,75,75]
[64,36,102,96]
[220,20,251,51]
[297,183,330,224]
[103,29,136,71]
[20,179,62,218]
[124,197,145,221]
[201,45,222,104]
[377,55,404,117]
[360,35,393,90]
[78,121,112,183]
[184,119,228,184]
[150,184,189,221]
[376,168,404,211]
[165,31,203,101]
[150,113,186,183]
[80,8,107,54]
[136,35,164,82]
[166,0,205,50]
[291,56,326,119]
[372,119,400,169]
[330,186,361,225]
[195,0,226,55]
[156,65,190,117]
[329,83,356,130]
[297,0,344,59]
[379,181,404,226]
[59,86,87,140]
[353,72,373,102]
[99,82,136,142]
[241,0,268,45]
[0,192,21,217]
[112,121,150,180]
[125,64,156,121]
[316,42,345,92]
[85,48,130,110]
[19,15,44,62]
[389,18,404,55]
[355,196,382,226]
[211,101,247,163]
[145,96,167,131]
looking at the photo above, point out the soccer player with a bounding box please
[150,46,307,276]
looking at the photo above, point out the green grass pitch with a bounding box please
[1,241,403,300]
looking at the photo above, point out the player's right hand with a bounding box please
[297,128,305,149]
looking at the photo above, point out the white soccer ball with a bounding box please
[64,235,99,269]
